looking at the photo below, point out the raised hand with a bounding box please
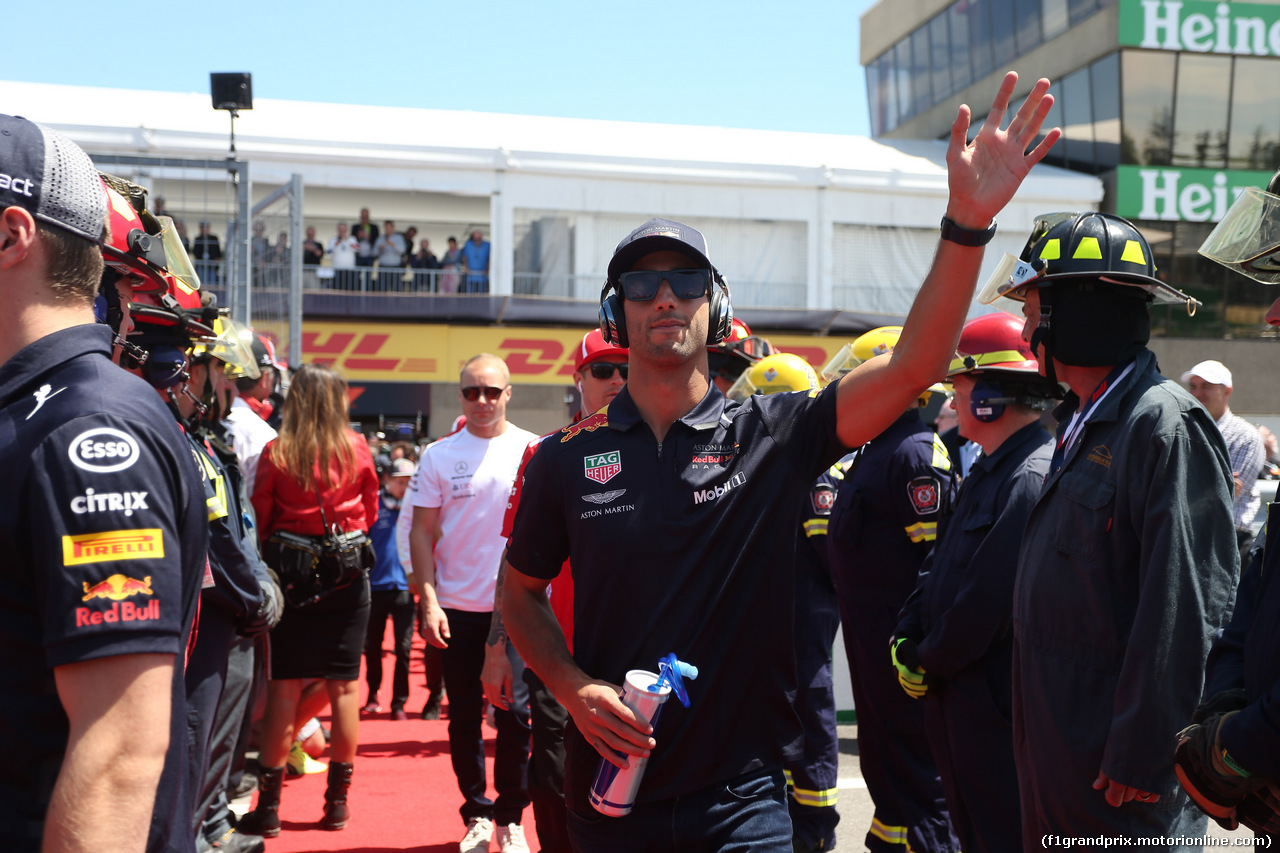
[946,71,1062,230]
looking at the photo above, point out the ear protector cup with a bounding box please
[598,282,627,347]
[707,270,734,345]
[971,378,1015,423]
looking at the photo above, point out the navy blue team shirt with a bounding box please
[0,324,207,853]
[507,381,845,815]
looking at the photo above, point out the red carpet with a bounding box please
[256,625,538,853]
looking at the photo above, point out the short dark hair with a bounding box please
[37,222,103,303]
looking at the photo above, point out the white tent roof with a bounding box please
[6,80,1100,203]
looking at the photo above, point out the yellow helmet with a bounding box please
[726,353,818,401]
[192,315,260,379]
[820,326,902,383]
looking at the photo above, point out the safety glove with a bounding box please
[890,637,929,700]
[1175,711,1266,825]
[1236,783,1280,834]
[1191,688,1248,725]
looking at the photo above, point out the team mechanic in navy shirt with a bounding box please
[503,73,1062,851]
[0,115,207,853]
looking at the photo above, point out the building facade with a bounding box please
[862,0,1280,339]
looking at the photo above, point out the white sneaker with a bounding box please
[460,816,494,853]
[495,823,529,853]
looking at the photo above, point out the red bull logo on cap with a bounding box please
[64,529,164,567]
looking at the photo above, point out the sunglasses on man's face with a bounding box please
[587,362,628,380]
[461,385,508,402]
[618,269,712,302]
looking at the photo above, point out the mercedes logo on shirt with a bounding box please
[454,461,468,474]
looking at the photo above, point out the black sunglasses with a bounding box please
[618,269,712,302]
[587,362,628,380]
[461,385,508,402]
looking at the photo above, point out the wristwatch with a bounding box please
[940,215,997,247]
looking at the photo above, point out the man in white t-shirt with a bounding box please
[327,222,359,290]
[408,353,536,853]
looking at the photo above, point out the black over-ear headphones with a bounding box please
[970,377,1018,423]
[599,270,734,348]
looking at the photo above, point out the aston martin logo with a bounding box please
[582,489,626,505]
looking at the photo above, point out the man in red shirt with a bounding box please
[482,329,628,853]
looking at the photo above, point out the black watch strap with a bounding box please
[940,215,997,247]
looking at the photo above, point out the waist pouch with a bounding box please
[266,529,374,609]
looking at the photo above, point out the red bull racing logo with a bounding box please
[63,529,165,566]
[584,451,622,485]
[81,573,155,601]
[76,573,160,627]
[560,411,609,443]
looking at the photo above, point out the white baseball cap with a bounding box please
[1180,359,1232,388]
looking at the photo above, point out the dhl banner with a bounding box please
[287,321,850,386]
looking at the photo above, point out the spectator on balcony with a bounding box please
[402,226,418,265]
[303,226,325,266]
[193,221,222,286]
[354,224,375,290]
[375,221,407,291]
[461,230,491,294]
[328,222,359,291]
[409,240,441,291]
[251,221,270,286]
[440,236,462,294]
[270,231,290,288]
[356,207,379,244]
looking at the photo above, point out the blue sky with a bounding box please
[6,0,879,137]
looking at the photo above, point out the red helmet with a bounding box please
[948,313,1040,378]
[100,177,169,294]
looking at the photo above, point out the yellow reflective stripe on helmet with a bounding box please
[803,518,828,538]
[1039,238,1061,260]
[194,448,230,522]
[870,817,908,844]
[1120,239,1147,265]
[1073,236,1103,260]
[904,521,938,543]
[948,349,1026,374]
[931,434,952,472]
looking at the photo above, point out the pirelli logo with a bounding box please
[62,529,165,566]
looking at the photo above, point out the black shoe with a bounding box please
[420,690,443,720]
[230,772,258,800]
[209,828,266,853]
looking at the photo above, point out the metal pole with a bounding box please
[289,174,304,368]
[232,160,252,326]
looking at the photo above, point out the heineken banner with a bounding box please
[1114,165,1272,223]
[1120,0,1280,55]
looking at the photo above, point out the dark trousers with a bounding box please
[566,766,792,853]
[440,608,531,826]
[524,668,571,852]
[185,604,236,837]
[200,636,256,842]
[364,588,415,711]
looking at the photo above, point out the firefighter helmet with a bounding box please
[1199,170,1280,284]
[947,313,1040,377]
[725,352,818,401]
[978,212,1197,310]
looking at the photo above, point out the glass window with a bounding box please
[1091,53,1122,169]
[948,1,973,92]
[1014,0,1042,54]
[1043,0,1070,40]
[968,0,995,81]
[1061,66,1095,169]
[1037,82,1067,169]
[1172,54,1231,169]
[867,60,884,137]
[1068,0,1096,26]
[912,26,933,115]
[989,0,1017,67]
[894,37,914,123]
[930,13,952,102]
[1121,50,1176,165]
[1228,57,1280,170]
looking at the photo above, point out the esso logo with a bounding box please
[69,427,141,473]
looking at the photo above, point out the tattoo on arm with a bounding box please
[487,557,508,647]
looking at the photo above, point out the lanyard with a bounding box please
[1050,361,1135,475]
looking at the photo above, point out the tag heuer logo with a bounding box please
[584,451,621,484]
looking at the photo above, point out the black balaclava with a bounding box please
[1035,278,1151,370]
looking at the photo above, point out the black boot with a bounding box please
[420,689,443,720]
[321,762,354,831]
[237,766,284,839]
